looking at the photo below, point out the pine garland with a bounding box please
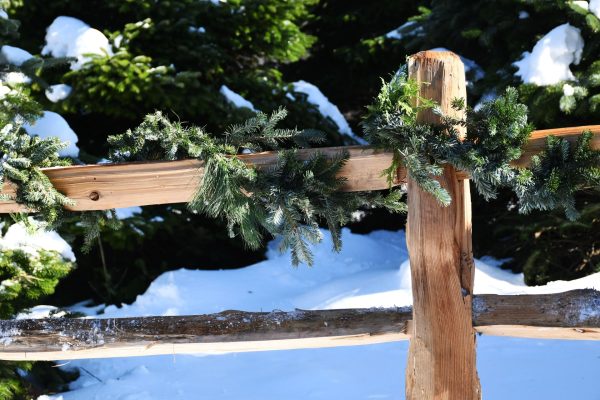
[107,110,403,265]
[363,71,600,220]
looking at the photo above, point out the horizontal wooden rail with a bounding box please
[0,126,598,213]
[0,290,597,361]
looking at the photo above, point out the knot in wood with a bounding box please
[89,191,100,201]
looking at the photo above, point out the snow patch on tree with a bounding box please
[115,207,143,220]
[45,84,72,102]
[514,23,584,85]
[2,72,31,85]
[0,45,33,66]
[590,0,600,18]
[220,85,257,112]
[0,220,75,261]
[573,1,590,11]
[292,80,366,144]
[23,111,80,158]
[42,16,113,70]
[386,21,423,40]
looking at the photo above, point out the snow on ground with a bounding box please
[42,16,113,70]
[23,111,79,158]
[38,228,600,400]
[514,23,584,85]
[45,84,72,102]
[292,80,367,145]
[0,45,33,66]
[220,85,257,112]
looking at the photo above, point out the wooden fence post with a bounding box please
[406,51,481,399]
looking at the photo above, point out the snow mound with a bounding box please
[23,111,79,158]
[1,45,33,66]
[292,80,366,144]
[45,84,72,102]
[514,23,584,85]
[220,85,257,112]
[0,220,75,261]
[42,16,113,70]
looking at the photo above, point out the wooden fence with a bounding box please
[0,50,599,399]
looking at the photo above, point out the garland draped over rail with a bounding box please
[1,69,599,265]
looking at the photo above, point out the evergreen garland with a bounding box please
[0,86,73,228]
[107,110,403,265]
[363,71,600,220]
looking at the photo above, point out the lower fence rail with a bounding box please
[0,290,598,361]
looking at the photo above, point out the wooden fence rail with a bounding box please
[0,290,598,361]
[0,127,598,213]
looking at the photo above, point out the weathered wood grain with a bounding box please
[0,290,598,361]
[0,308,411,360]
[405,50,480,400]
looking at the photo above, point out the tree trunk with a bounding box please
[405,50,481,400]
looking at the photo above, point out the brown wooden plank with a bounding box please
[0,290,598,361]
[405,50,480,400]
[513,125,600,167]
[0,147,398,213]
[0,123,596,213]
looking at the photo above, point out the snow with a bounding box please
[115,207,142,219]
[292,80,367,144]
[591,0,600,18]
[37,228,600,399]
[563,83,575,96]
[1,45,33,66]
[42,16,113,70]
[2,72,31,85]
[385,21,423,40]
[0,220,75,261]
[514,23,584,85]
[23,111,80,158]
[219,85,257,112]
[45,84,72,102]
[188,26,206,34]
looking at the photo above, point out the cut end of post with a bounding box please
[409,50,463,64]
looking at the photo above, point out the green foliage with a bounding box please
[516,132,600,219]
[108,110,402,265]
[8,0,342,154]
[363,73,598,220]
[0,248,72,318]
[0,88,72,227]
